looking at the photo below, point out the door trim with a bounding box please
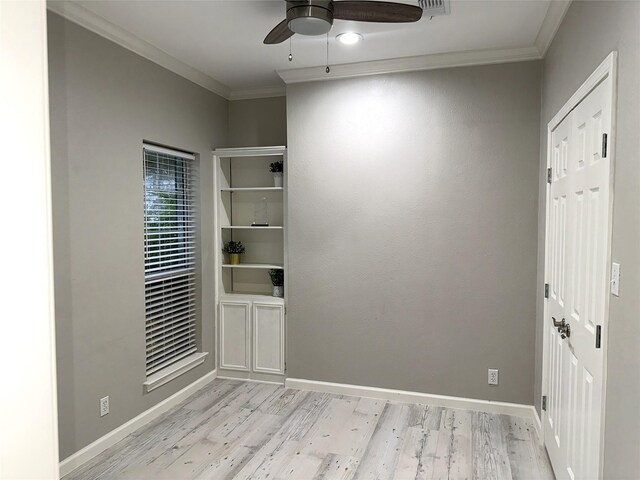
[541,51,617,480]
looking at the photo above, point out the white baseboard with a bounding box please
[286,378,537,420]
[216,375,283,386]
[59,369,217,477]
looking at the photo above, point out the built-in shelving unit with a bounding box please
[221,187,283,192]
[213,146,287,383]
[222,263,284,270]
[221,225,283,230]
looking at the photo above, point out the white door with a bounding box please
[544,69,613,479]
[220,301,251,371]
[253,303,285,374]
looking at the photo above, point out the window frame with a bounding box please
[142,143,207,392]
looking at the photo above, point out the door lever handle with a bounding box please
[552,317,571,338]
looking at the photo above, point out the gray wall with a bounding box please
[286,61,542,405]
[534,1,640,478]
[228,96,287,147]
[48,12,227,459]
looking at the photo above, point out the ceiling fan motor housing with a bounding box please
[287,0,334,36]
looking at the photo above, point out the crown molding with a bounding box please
[46,1,232,100]
[47,0,570,97]
[229,85,286,101]
[535,0,572,56]
[277,45,542,84]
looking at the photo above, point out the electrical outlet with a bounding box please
[100,396,109,417]
[488,369,499,386]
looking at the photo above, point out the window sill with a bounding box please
[144,352,208,393]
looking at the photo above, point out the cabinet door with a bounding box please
[220,301,251,371]
[253,303,284,374]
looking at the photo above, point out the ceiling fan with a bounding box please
[264,0,423,44]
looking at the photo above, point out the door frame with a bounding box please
[541,51,617,480]
[0,0,60,477]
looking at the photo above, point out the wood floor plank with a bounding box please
[194,413,286,480]
[181,379,240,411]
[297,397,360,456]
[501,415,555,480]
[274,451,325,480]
[261,387,311,416]
[242,383,281,411]
[152,438,219,480]
[232,392,334,480]
[322,396,386,458]
[352,402,415,480]
[119,381,263,474]
[64,380,555,480]
[471,412,513,480]
[313,454,360,480]
[392,405,442,480]
[431,408,474,479]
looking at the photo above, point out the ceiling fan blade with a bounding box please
[333,1,423,23]
[264,19,295,44]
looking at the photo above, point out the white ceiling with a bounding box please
[54,0,560,98]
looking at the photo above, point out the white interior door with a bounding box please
[544,68,613,480]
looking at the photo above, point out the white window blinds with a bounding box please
[143,145,198,376]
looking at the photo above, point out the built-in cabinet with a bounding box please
[219,299,284,375]
[213,147,287,383]
[252,302,285,374]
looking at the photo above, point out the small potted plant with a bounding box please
[223,241,245,265]
[270,160,283,187]
[268,269,284,298]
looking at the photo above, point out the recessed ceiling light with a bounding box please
[336,32,363,45]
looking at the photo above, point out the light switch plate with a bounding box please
[611,263,620,296]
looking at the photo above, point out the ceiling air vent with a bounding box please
[419,0,450,17]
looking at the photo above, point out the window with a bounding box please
[143,144,200,379]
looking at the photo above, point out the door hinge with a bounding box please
[542,395,547,411]
[544,283,549,299]
[547,168,552,184]
[602,133,608,158]
[596,325,602,348]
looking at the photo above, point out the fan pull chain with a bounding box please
[325,33,330,74]
[288,38,293,61]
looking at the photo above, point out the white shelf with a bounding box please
[213,146,286,158]
[222,263,283,270]
[221,225,283,230]
[221,187,283,192]
[220,292,285,304]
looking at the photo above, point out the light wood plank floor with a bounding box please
[65,379,554,480]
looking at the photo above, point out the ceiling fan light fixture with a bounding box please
[289,16,332,35]
[287,4,333,36]
[336,32,362,45]
[264,0,422,45]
